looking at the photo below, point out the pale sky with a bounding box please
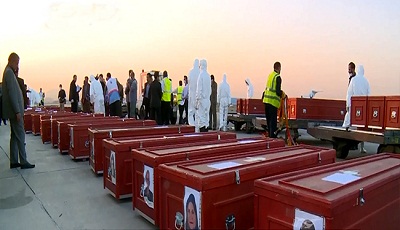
[1,0,399,102]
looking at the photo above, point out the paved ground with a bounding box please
[0,124,378,230]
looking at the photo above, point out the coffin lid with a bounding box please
[158,145,332,190]
[254,154,400,212]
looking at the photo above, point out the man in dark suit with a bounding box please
[2,53,35,169]
[142,73,152,119]
[69,75,80,112]
[149,71,162,125]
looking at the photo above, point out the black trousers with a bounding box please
[127,102,131,118]
[71,101,78,112]
[264,103,278,138]
[178,104,185,124]
[209,102,217,130]
[150,107,162,125]
[161,101,170,125]
[109,101,122,117]
[143,97,150,119]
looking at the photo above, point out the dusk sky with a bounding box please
[1,0,399,102]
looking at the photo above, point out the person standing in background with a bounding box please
[69,75,81,112]
[2,53,35,169]
[173,80,185,124]
[263,62,283,138]
[188,59,200,126]
[58,84,66,111]
[90,75,105,114]
[149,71,162,125]
[182,76,189,124]
[343,64,371,130]
[39,88,45,106]
[245,78,254,99]
[161,70,172,125]
[82,76,91,113]
[209,74,218,130]
[106,73,122,117]
[125,77,131,117]
[218,74,231,131]
[195,59,212,132]
[129,70,137,119]
[142,73,152,119]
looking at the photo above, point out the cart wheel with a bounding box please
[234,122,242,131]
[245,122,254,134]
[334,141,349,159]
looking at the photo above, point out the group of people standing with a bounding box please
[64,71,138,118]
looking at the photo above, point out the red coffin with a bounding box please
[244,99,264,115]
[50,114,101,147]
[31,112,46,135]
[254,154,400,230]
[24,110,35,133]
[102,131,235,199]
[89,125,194,174]
[367,96,385,129]
[288,98,346,121]
[385,96,400,130]
[40,112,77,144]
[68,120,156,159]
[132,137,286,226]
[351,96,368,128]
[158,145,336,230]
[56,116,119,152]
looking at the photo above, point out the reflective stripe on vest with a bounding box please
[263,71,281,108]
[162,78,172,102]
[177,86,183,103]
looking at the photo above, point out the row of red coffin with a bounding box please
[236,96,400,129]
[25,111,400,230]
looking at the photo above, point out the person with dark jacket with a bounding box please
[142,73,152,119]
[69,75,81,112]
[209,74,218,130]
[82,76,91,113]
[58,84,66,111]
[149,71,162,125]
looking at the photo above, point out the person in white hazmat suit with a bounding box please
[195,59,212,132]
[218,74,231,131]
[245,78,254,99]
[90,75,105,114]
[342,64,371,129]
[188,59,200,126]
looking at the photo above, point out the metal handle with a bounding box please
[140,184,144,198]
[267,142,270,149]
[226,214,236,230]
[373,110,378,118]
[178,126,181,133]
[235,170,240,184]
[358,188,365,206]
[318,152,321,163]
[175,212,183,230]
[85,141,89,148]
[356,110,361,117]
[109,131,112,138]
[391,111,397,119]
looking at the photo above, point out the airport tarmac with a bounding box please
[0,124,378,230]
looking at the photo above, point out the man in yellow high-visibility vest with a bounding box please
[263,62,283,138]
[161,70,172,125]
[173,80,185,124]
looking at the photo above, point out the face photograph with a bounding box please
[143,165,154,208]
[184,187,201,230]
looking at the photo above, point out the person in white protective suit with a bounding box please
[188,59,200,126]
[218,74,231,131]
[245,78,254,99]
[343,64,371,129]
[195,59,212,132]
[90,75,105,114]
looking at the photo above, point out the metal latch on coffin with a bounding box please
[226,214,236,230]
[175,212,183,230]
[357,188,365,206]
[318,152,321,163]
[85,141,89,148]
[235,170,240,184]
[109,131,113,138]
